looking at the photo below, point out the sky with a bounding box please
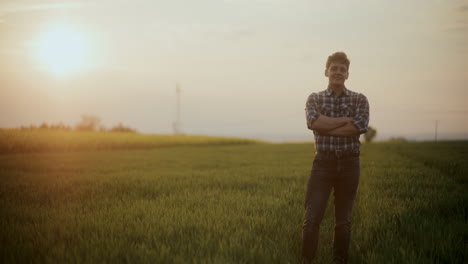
[1,0,468,141]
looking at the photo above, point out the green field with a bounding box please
[0,129,260,153]
[0,132,466,263]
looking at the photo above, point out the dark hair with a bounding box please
[326,52,350,71]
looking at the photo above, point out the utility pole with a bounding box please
[434,120,438,142]
[173,83,181,135]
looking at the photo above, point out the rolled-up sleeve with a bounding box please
[305,93,320,130]
[351,94,369,134]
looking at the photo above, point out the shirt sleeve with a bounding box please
[305,93,320,130]
[351,94,369,134]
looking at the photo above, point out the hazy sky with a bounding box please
[1,0,468,141]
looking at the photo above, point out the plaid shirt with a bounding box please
[305,87,369,152]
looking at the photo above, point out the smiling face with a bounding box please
[325,62,349,87]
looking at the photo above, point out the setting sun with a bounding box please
[34,24,89,76]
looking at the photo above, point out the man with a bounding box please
[302,52,369,264]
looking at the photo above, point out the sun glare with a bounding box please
[35,24,89,76]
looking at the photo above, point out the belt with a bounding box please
[315,150,360,158]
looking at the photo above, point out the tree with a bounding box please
[109,123,136,133]
[39,122,49,129]
[364,126,377,143]
[75,115,101,131]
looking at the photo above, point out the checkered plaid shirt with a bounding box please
[305,87,369,152]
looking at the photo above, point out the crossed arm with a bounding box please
[310,114,360,136]
[305,93,369,137]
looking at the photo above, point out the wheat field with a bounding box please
[0,131,466,263]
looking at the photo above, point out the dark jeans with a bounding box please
[302,152,360,263]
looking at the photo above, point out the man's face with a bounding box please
[325,62,349,86]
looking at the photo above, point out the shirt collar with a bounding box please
[326,86,350,97]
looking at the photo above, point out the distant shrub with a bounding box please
[21,122,71,131]
[16,116,133,133]
[49,122,72,131]
[364,126,377,143]
[388,137,409,143]
[109,123,137,133]
[75,115,101,131]
[20,125,37,130]
[39,122,49,129]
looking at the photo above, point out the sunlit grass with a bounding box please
[0,129,262,153]
[0,140,466,263]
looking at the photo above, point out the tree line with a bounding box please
[18,116,378,141]
[19,115,137,133]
